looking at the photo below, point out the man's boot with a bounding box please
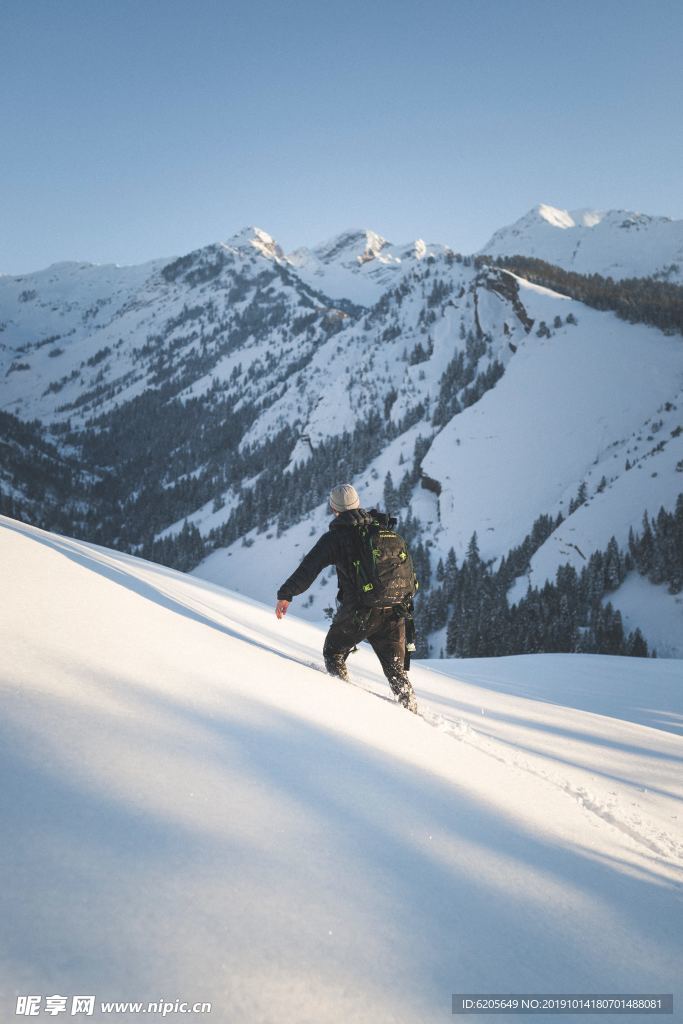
[389,676,418,713]
[324,653,350,682]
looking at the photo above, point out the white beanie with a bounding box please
[329,483,361,513]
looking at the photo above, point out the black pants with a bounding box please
[323,605,410,690]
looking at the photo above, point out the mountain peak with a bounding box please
[311,229,391,266]
[479,203,683,282]
[223,226,283,260]
[525,204,607,230]
[521,204,665,233]
[534,204,577,229]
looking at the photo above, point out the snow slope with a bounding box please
[2,516,682,1023]
[481,204,683,282]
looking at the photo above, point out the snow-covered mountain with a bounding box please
[1,209,683,659]
[2,515,681,1022]
[0,225,449,424]
[481,203,683,282]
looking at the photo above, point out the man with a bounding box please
[275,483,418,713]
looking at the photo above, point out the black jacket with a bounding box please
[277,508,396,607]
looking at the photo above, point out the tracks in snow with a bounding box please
[299,656,682,867]
[418,704,683,866]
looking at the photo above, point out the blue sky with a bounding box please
[1,0,681,272]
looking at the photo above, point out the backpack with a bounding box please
[349,519,418,609]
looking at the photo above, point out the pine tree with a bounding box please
[605,536,623,590]
[383,471,397,513]
[637,512,655,574]
[627,628,648,657]
[466,531,481,569]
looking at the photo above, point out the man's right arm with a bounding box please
[277,533,336,601]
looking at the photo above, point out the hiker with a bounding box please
[275,483,418,712]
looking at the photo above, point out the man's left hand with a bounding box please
[275,599,290,620]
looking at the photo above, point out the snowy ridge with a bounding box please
[1,515,682,1022]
